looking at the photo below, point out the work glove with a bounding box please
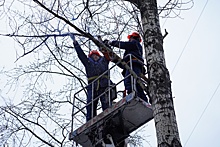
[102,39,113,51]
[103,39,111,46]
[69,33,76,43]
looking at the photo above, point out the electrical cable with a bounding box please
[174,1,211,146]
[184,80,220,146]
[171,0,209,75]
[162,0,211,146]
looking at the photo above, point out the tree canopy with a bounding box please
[0,0,193,146]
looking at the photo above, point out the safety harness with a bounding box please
[88,75,109,91]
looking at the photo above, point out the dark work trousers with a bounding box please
[86,86,110,121]
[124,63,148,103]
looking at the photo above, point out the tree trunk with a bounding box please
[139,0,182,146]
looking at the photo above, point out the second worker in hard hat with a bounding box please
[106,32,148,103]
[69,33,113,122]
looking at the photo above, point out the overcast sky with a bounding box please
[0,0,219,147]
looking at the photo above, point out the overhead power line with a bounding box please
[179,1,210,146]
[171,0,209,75]
[184,80,220,146]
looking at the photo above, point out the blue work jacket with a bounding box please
[73,42,110,89]
[110,39,144,63]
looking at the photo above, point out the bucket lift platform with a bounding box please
[69,92,154,147]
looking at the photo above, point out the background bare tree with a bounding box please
[0,0,193,146]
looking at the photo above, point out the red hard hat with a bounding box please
[127,32,142,42]
[88,50,101,57]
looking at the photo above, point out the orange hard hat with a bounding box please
[88,50,101,57]
[127,32,142,42]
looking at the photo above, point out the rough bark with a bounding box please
[138,0,182,146]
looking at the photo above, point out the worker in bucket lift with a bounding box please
[69,33,113,122]
[105,32,148,103]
